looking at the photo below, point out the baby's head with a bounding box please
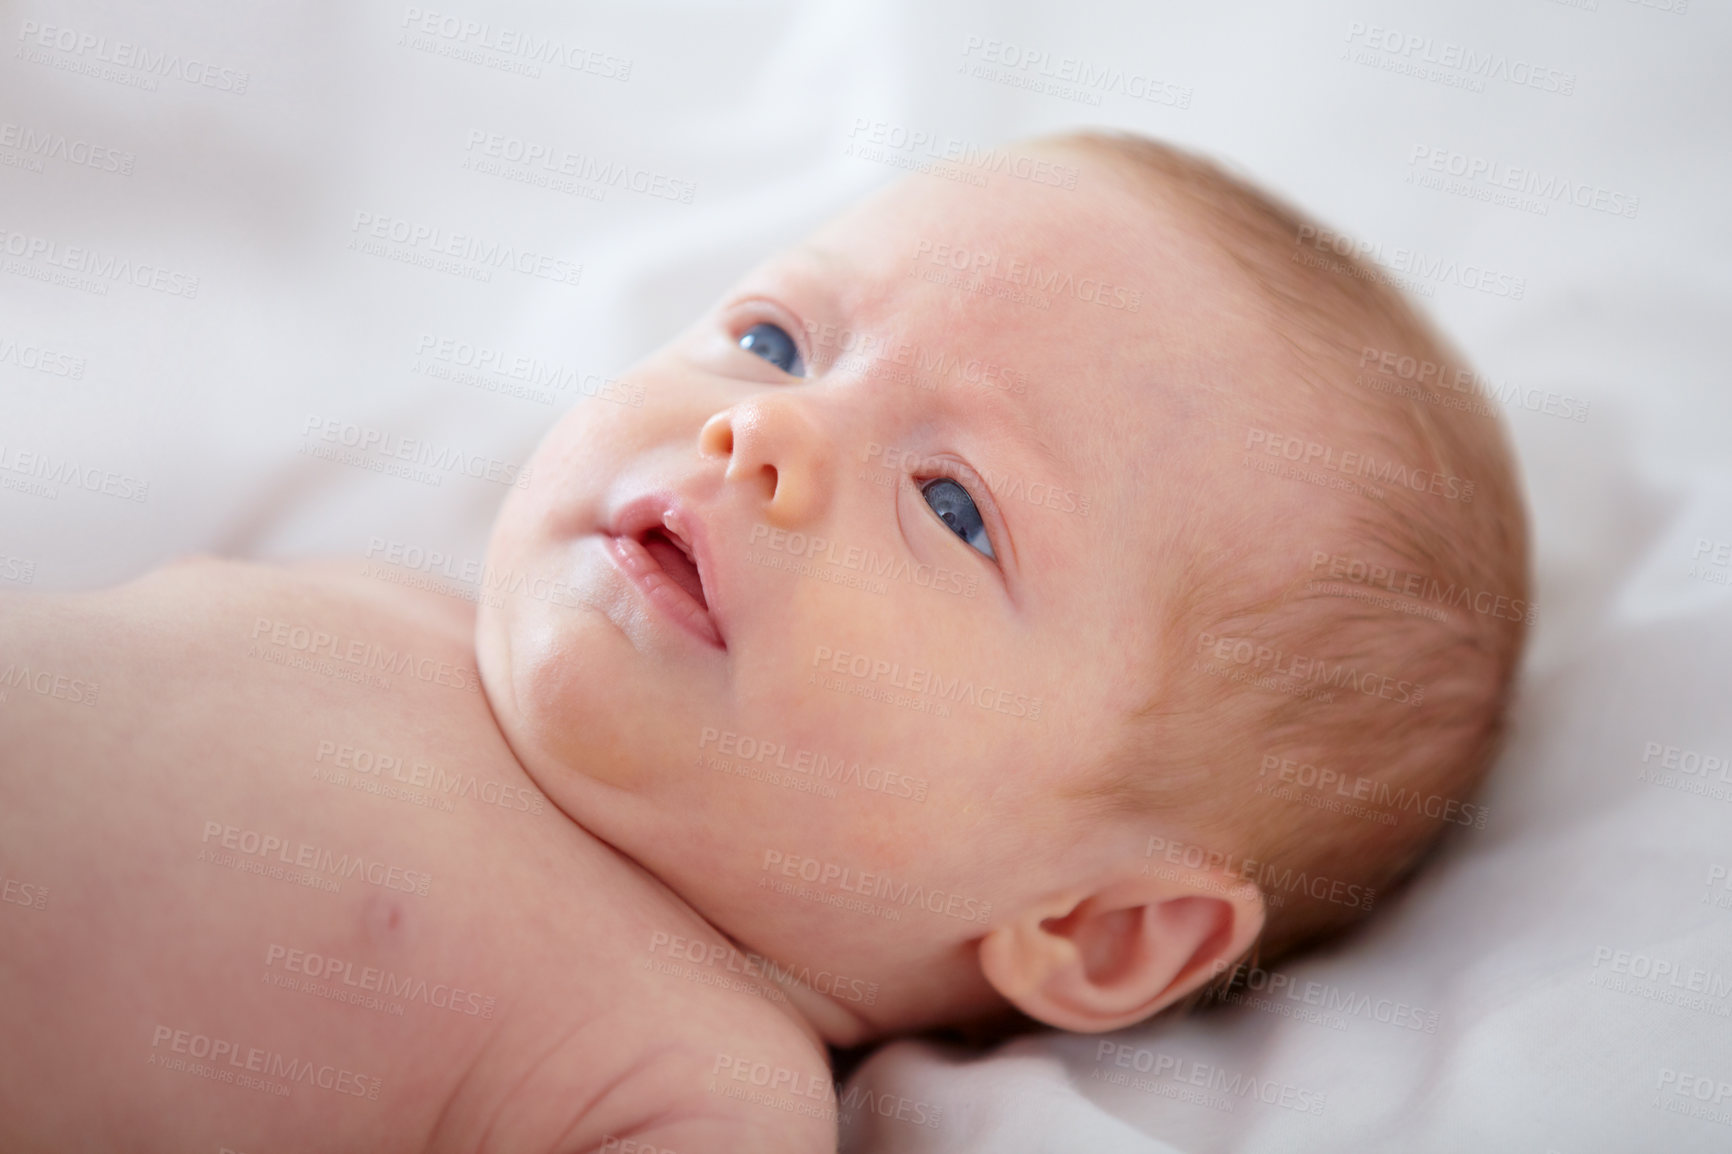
[476,131,1529,1044]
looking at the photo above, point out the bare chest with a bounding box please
[0,561,807,1154]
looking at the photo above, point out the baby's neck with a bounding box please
[489,735,883,1049]
[720,929,880,1048]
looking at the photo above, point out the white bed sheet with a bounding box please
[4,1,1730,1151]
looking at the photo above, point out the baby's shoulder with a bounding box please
[137,552,476,647]
[0,552,467,639]
[58,553,478,685]
[0,553,491,777]
[413,830,838,1152]
[516,943,839,1154]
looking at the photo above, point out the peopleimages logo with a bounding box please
[1308,550,1534,625]
[1357,345,1589,424]
[1093,1042,1327,1115]
[911,238,1142,311]
[957,36,1194,109]
[1209,959,1441,1033]
[0,226,200,298]
[1257,754,1488,830]
[398,7,632,80]
[749,523,977,599]
[845,118,1080,188]
[698,726,929,802]
[1143,834,1376,912]
[1245,427,1474,503]
[148,1025,381,1099]
[0,663,99,707]
[0,333,85,378]
[1407,145,1639,220]
[300,416,533,489]
[200,819,434,897]
[314,740,546,815]
[265,943,496,1018]
[1195,630,1424,710]
[414,334,644,407]
[646,929,880,1006]
[251,615,484,694]
[811,644,1043,720]
[761,850,993,924]
[1342,21,1576,96]
[0,121,135,174]
[0,442,149,503]
[348,211,582,286]
[16,20,251,93]
[463,131,695,203]
[1293,225,1526,301]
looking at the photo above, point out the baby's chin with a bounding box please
[473,588,590,793]
[480,607,696,816]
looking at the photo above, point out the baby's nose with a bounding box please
[700,395,830,527]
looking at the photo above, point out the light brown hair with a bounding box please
[1052,130,1531,972]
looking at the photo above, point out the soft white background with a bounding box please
[3,1,1729,1151]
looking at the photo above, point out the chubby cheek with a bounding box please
[719,542,1033,791]
[496,610,636,793]
[718,625,1012,858]
[514,412,613,534]
[691,719,1016,952]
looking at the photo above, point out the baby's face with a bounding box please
[478,146,1278,1002]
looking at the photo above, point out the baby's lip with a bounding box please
[606,492,727,650]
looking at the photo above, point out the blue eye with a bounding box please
[739,322,804,377]
[921,478,995,560]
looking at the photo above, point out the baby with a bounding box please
[0,131,1529,1153]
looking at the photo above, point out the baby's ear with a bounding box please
[977,865,1264,1033]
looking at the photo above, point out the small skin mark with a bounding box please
[363,891,410,952]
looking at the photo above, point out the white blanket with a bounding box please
[5,1,1729,1150]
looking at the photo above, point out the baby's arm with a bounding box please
[579,1079,837,1154]
[500,977,838,1154]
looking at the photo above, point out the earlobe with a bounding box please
[978,871,1264,1034]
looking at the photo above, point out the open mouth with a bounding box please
[640,527,708,611]
[606,514,724,650]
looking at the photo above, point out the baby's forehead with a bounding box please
[807,159,1230,322]
[785,161,1278,471]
